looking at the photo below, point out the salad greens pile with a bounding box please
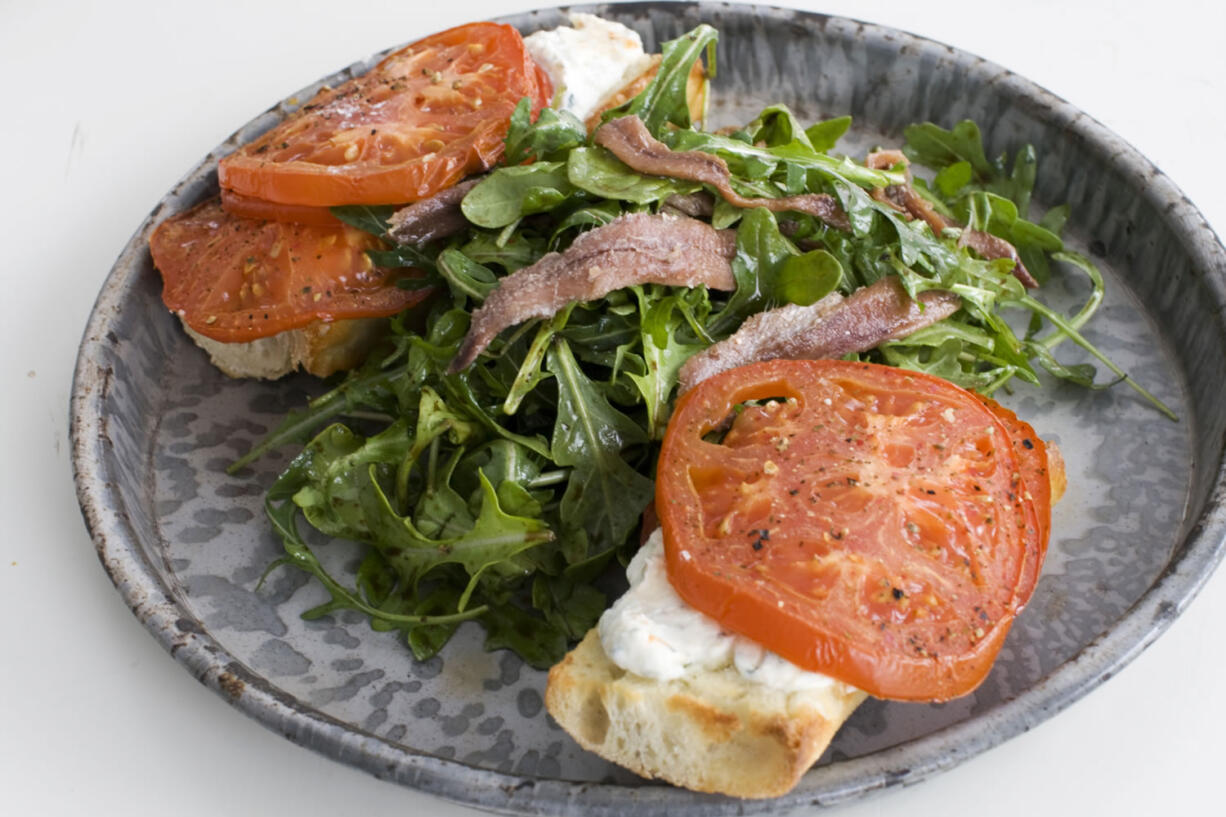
[237,24,1164,669]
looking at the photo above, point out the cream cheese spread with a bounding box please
[523,13,655,122]
[598,529,857,694]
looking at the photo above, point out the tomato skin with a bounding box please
[217,22,551,208]
[219,188,340,227]
[150,198,430,343]
[977,396,1054,613]
[655,359,1048,701]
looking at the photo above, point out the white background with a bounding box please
[3,1,1224,815]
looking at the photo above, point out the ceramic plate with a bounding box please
[71,3,1226,814]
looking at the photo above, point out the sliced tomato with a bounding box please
[217,21,552,209]
[219,188,340,227]
[977,395,1055,612]
[655,359,1049,701]
[149,198,430,343]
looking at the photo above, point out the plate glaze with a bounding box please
[71,3,1226,814]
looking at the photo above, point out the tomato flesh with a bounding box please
[218,22,551,208]
[150,198,429,343]
[655,359,1049,701]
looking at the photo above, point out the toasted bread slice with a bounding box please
[546,629,867,799]
[184,316,388,379]
[584,53,708,131]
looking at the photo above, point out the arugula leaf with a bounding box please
[804,115,852,152]
[707,207,795,336]
[778,249,843,306]
[504,97,587,164]
[666,127,902,191]
[568,146,701,204]
[1003,144,1037,214]
[903,120,998,180]
[459,231,542,272]
[504,307,572,415]
[480,602,568,669]
[550,200,623,245]
[436,248,497,302]
[263,494,488,631]
[532,568,609,643]
[229,346,406,472]
[1040,204,1070,235]
[331,203,439,272]
[934,160,973,197]
[547,339,654,562]
[461,162,576,228]
[330,204,398,236]
[747,104,816,150]
[606,24,718,135]
[629,289,704,439]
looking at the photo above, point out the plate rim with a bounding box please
[70,2,1226,814]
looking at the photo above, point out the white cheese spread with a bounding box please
[524,13,655,122]
[598,529,856,694]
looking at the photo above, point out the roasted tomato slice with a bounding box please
[217,21,552,209]
[149,198,429,343]
[655,359,1049,701]
[219,188,341,227]
[977,395,1058,611]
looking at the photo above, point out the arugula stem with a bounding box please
[229,366,402,472]
[528,469,570,489]
[504,308,572,415]
[1007,295,1177,420]
[1039,251,1105,351]
[426,436,440,496]
[344,410,397,423]
[265,499,489,627]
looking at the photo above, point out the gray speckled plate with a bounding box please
[71,3,1226,815]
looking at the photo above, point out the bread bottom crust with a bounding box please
[184,317,388,379]
[545,629,866,799]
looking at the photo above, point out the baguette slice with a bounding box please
[546,629,867,799]
[184,316,389,379]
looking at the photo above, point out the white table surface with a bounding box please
[4,1,1223,814]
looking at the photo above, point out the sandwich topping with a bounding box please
[655,358,1051,701]
[218,21,552,211]
[149,198,429,343]
[523,13,655,122]
[599,528,854,694]
[676,276,963,393]
[448,212,737,372]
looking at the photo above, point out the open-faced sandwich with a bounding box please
[149,14,701,378]
[547,356,1065,797]
[151,12,1159,801]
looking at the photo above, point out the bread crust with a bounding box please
[545,629,866,799]
[584,54,708,131]
[184,316,388,379]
